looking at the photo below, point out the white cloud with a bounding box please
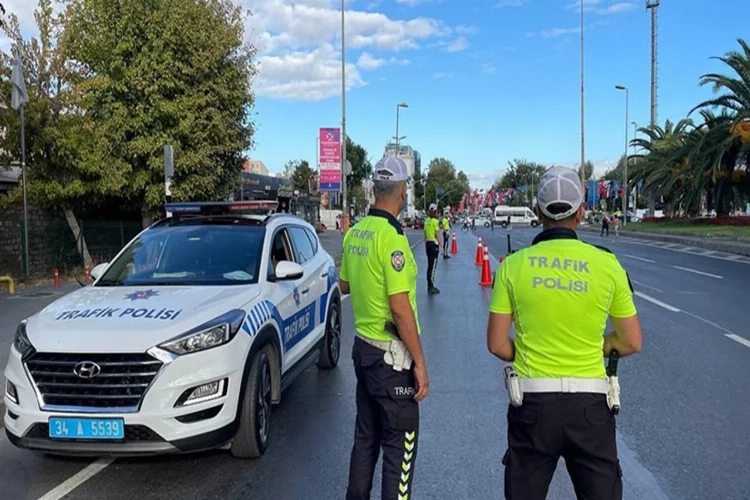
[539,27,580,38]
[246,0,455,101]
[395,0,440,5]
[480,63,496,74]
[356,52,409,71]
[602,2,637,14]
[455,24,479,35]
[565,0,635,14]
[444,37,469,53]
[432,72,452,79]
[495,0,526,7]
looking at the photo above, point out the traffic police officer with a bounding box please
[441,213,451,258]
[341,156,430,500]
[424,203,441,294]
[486,166,643,500]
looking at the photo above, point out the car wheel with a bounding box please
[500,222,508,228]
[484,221,490,228]
[317,298,341,369]
[231,346,273,459]
[530,220,539,228]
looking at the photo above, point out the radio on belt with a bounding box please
[606,349,621,415]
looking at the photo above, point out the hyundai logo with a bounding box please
[73,361,102,379]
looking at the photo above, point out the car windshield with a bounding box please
[95,223,266,286]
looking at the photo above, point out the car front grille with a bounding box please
[25,352,163,412]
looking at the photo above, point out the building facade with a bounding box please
[242,159,269,176]
[383,142,417,218]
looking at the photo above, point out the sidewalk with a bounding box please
[578,224,750,257]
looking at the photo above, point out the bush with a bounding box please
[640,216,750,226]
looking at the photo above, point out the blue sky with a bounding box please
[246,0,750,187]
[6,0,749,189]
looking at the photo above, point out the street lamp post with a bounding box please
[340,0,348,231]
[616,84,629,225]
[395,102,408,149]
[580,0,586,188]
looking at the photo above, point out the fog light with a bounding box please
[176,379,227,407]
[5,380,18,405]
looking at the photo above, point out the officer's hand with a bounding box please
[414,364,430,402]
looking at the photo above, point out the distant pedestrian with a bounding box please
[601,215,610,237]
[613,215,620,237]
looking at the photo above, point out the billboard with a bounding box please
[587,180,600,207]
[319,127,341,192]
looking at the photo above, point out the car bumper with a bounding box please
[3,337,250,457]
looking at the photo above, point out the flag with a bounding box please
[10,42,28,110]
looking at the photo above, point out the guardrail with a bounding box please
[0,275,15,295]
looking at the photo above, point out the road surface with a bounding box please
[0,226,748,499]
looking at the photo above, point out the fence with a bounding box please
[19,219,143,275]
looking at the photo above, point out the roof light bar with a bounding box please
[165,201,279,215]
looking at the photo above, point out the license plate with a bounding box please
[48,417,125,440]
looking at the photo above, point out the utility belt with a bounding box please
[356,322,413,372]
[504,367,621,415]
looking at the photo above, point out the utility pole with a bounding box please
[646,0,660,216]
[579,0,586,189]
[340,0,348,231]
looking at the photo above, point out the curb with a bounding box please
[578,226,750,257]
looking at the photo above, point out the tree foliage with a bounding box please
[286,159,316,192]
[424,157,471,210]
[62,0,256,226]
[495,159,547,191]
[345,136,372,190]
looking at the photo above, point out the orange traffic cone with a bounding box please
[479,244,492,286]
[451,232,458,254]
[475,236,483,266]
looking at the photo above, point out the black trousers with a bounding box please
[346,338,420,500]
[442,231,450,254]
[503,393,622,500]
[425,242,439,288]
[601,223,609,236]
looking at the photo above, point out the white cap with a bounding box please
[536,166,584,220]
[373,156,410,182]
[428,203,437,212]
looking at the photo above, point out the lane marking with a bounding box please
[37,458,114,500]
[630,279,663,294]
[672,265,723,279]
[634,291,681,312]
[726,334,750,349]
[621,254,656,264]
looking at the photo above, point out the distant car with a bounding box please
[414,217,425,230]
[4,201,342,459]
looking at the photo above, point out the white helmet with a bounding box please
[428,203,437,212]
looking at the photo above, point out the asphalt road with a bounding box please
[1,226,748,499]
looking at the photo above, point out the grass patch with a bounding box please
[624,221,750,238]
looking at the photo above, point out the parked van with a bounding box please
[494,205,540,228]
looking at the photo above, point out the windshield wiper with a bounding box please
[94,280,124,286]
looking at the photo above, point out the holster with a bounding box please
[383,321,413,372]
[607,375,621,415]
[503,366,523,407]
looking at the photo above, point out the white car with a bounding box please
[4,201,342,458]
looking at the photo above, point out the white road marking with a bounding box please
[589,234,750,265]
[621,254,656,264]
[630,279,663,294]
[672,265,723,279]
[681,310,735,336]
[726,334,750,349]
[37,458,114,500]
[634,291,681,312]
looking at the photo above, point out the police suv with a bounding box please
[4,201,342,458]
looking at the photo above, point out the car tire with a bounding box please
[230,346,273,459]
[484,221,490,228]
[500,222,508,228]
[317,298,341,370]
[530,220,539,228]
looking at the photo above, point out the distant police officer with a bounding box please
[440,214,451,258]
[341,156,430,500]
[486,166,643,500]
[424,204,442,294]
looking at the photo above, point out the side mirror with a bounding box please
[274,260,304,281]
[90,263,109,281]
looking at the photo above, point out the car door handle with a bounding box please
[301,287,310,294]
[321,271,329,277]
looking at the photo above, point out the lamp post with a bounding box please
[340,0,348,231]
[615,84,629,225]
[395,102,408,149]
[579,0,586,188]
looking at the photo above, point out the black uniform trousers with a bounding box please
[503,393,623,500]
[442,231,450,254]
[346,338,420,500]
[425,241,439,289]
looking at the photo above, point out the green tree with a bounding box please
[345,136,372,190]
[584,160,594,181]
[424,157,470,210]
[288,160,316,192]
[0,1,123,267]
[63,0,256,227]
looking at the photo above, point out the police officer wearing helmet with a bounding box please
[341,156,430,500]
[486,166,643,500]
[424,203,441,294]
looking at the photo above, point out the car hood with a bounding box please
[25,285,260,353]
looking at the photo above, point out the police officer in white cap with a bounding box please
[486,165,643,500]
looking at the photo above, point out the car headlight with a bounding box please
[159,309,245,356]
[13,321,34,357]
